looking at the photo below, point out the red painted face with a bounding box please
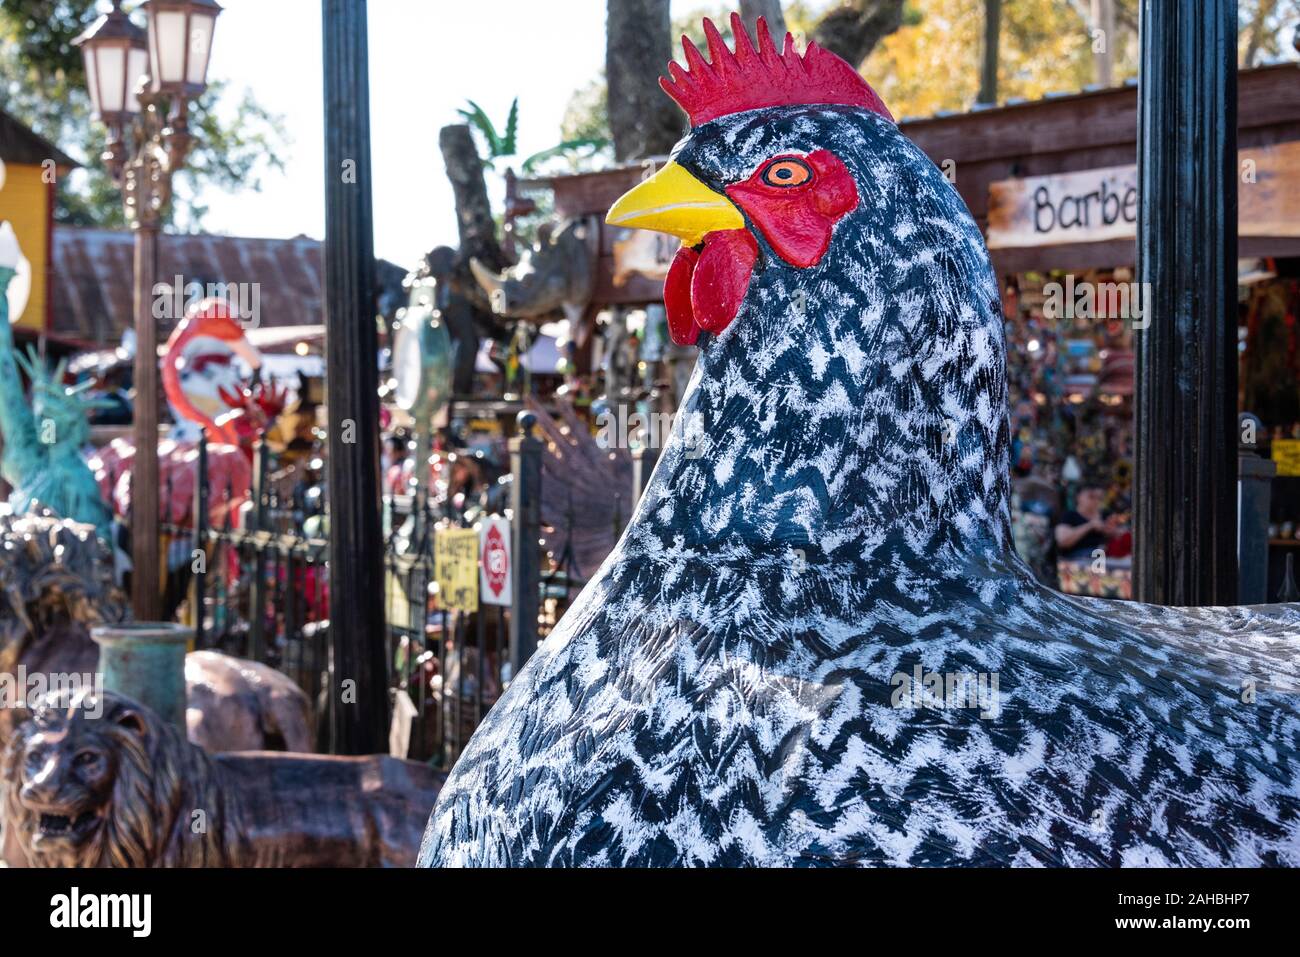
[726,150,859,268]
[663,149,859,345]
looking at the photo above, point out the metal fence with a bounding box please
[157,424,581,767]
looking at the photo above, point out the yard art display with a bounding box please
[469,218,597,327]
[160,296,264,446]
[0,223,113,538]
[93,298,287,529]
[419,16,1300,868]
[0,512,317,867]
[435,527,480,614]
[479,517,512,607]
[5,689,443,868]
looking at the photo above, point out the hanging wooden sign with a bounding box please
[987,140,1300,249]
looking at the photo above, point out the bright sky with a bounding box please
[194,0,718,271]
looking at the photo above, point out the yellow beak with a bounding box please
[606,161,745,246]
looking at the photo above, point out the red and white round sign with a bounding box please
[479,517,512,606]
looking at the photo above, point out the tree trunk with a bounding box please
[976,0,1002,105]
[811,0,908,69]
[439,124,506,274]
[739,0,787,42]
[438,123,508,319]
[606,0,684,161]
[1242,0,1279,68]
[1091,0,1115,87]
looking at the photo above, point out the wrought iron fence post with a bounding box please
[249,440,269,663]
[633,444,659,505]
[1238,415,1276,605]
[193,429,209,648]
[509,412,542,676]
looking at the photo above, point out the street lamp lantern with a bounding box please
[73,0,222,622]
[140,0,222,98]
[73,0,149,129]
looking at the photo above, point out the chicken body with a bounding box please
[419,103,1300,867]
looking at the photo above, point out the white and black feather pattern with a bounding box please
[418,106,1300,867]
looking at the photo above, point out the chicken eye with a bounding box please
[761,157,813,188]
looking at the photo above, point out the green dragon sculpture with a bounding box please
[0,265,114,539]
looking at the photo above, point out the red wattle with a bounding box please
[665,246,701,345]
[691,229,758,335]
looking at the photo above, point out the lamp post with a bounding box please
[322,0,388,755]
[75,0,222,621]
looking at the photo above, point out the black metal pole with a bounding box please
[633,444,659,504]
[248,440,268,664]
[1134,0,1239,606]
[509,413,542,676]
[193,429,208,648]
[322,0,388,754]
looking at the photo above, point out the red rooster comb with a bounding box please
[660,13,893,128]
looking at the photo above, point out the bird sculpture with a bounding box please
[419,15,1300,867]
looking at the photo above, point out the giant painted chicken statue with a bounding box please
[420,16,1300,867]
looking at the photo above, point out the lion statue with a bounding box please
[3,689,445,868]
[0,513,313,754]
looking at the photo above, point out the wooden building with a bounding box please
[0,109,78,335]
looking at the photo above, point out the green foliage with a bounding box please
[0,0,287,230]
[460,96,611,175]
[458,98,520,163]
[520,138,610,174]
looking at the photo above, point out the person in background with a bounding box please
[1055,482,1125,561]
[382,433,411,496]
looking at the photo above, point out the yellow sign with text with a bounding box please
[434,527,480,613]
[1273,439,1300,478]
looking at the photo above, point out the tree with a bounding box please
[811,0,910,68]
[1239,0,1293,66]
[606,0,684,161]
[864,0,1132,120]
[739,0,788,40]
[0,0,286,230]
[439,124,509,300]
[1089,0,1116,87]
[564,0,909,160]
[976,0,1002,104]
